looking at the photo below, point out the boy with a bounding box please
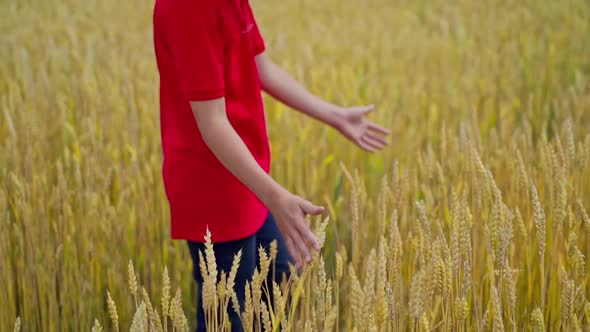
[153,0,390,330]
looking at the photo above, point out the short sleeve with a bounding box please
[246,3,266,55]
[166,0,225,101]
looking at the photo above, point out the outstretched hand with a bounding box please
[333,105,391,152]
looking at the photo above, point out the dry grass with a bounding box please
[1,0,590,330]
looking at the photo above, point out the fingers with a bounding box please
[292,230,312,265]
[361,134,388,151]
[368,121,391,135]
[357,139,376,153]
[366,132,389,146]
[293,214,321,263]
[297,199,322,253]
[300,199,324,215]
[287,223,317,267]
[296,218,320,251]
[284,236,301,267]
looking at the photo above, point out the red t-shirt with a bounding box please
[153,0,270,242]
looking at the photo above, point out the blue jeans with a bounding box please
[187,213,294,332]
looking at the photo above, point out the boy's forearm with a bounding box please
[257,57,343,129]
[191,99,286,207]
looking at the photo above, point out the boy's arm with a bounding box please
[256,52,391,152]
[256,53,342,127]
[191,98,322,267]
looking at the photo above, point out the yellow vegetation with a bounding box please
[1,0,590,330]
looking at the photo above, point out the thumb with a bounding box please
[352,104,375,116]
[300,199,324,215]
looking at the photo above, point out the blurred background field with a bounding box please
[1,0,590,330]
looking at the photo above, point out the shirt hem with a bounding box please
[182,87,225,101]
[170,208,269,243]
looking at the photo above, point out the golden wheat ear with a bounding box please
[12,317,21,332]
[106,291,119,332]
[161,266,171,328]
[128,259,138,306]
[90,318,103,332]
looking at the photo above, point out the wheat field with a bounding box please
[1,0,590,330]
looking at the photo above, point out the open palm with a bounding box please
[335,105,391,152]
